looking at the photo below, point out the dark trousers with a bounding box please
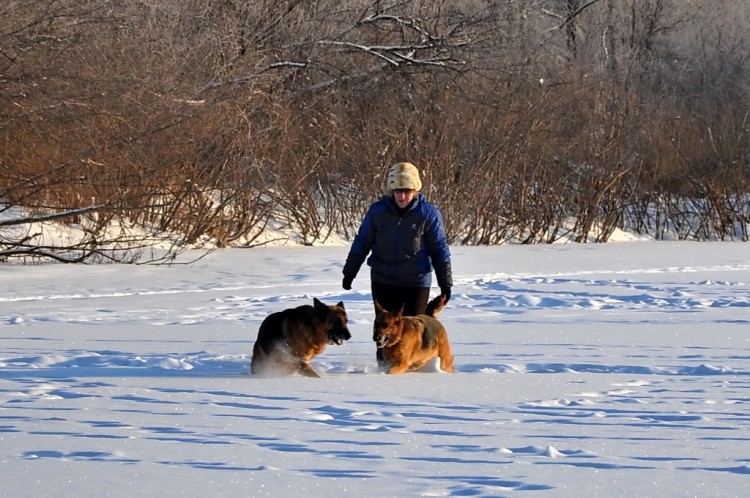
[371,281,431,316]
[371,282,431,370]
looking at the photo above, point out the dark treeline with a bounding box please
[1,1,749,262]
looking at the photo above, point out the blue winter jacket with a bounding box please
[343,193,452,288]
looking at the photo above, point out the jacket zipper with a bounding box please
[392,216,402,282]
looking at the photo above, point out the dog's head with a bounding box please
[372,300,404,348]
[313,297,351,345]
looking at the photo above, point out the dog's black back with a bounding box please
[254,306,316,351]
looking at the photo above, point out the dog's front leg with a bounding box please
[386,363,409,375]
[297,361,322,378]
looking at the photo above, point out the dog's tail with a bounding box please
[425,295,447,317]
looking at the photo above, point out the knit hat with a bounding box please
[387,162,422,191]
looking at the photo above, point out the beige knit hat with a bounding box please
[387,162,422,191]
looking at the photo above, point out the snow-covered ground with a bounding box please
[1,241,749,497]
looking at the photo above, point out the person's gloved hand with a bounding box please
[440,285,452,304]
[342,275,354,290]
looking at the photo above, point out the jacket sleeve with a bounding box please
[343,205,376,278]
[435,260,453,288]
[426,206,453,287]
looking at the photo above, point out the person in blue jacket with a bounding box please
[342,162,453,365]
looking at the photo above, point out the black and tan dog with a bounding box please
[373,295,455,374]
[251,297,351,378]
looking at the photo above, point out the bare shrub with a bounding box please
[2,0,750,263]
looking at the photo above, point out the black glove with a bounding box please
[342,275,354,290]
[440,285,452,304]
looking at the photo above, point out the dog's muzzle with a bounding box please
[328,327,351,345]
[373,331,395,348]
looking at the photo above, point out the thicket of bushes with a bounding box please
[2,1,749,262]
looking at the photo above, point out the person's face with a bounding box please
[393,189,416,209]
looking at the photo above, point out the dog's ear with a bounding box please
[374,300,384,313]
[336,301,345,310]
[313,297,328,316]
[396,303,405,317]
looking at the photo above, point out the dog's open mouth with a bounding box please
[374,334,397,348]
[328,330,351,346]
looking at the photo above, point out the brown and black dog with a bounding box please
[251,297,351,378]
[372,295,455,374]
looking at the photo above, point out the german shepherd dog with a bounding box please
[251,297,351,378]
[372,295,455,374]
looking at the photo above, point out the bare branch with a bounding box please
[0,205,105,227]
[543,0,604,32]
